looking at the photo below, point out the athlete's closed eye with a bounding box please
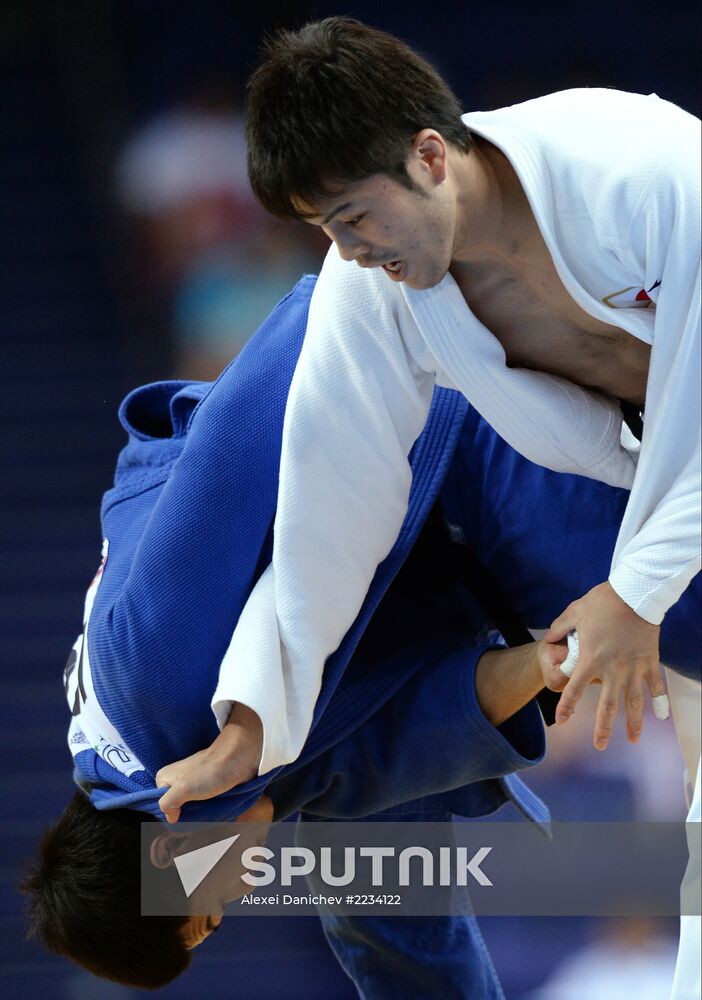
[346,214,365,227]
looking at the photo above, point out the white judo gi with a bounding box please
[213,87,700,997]
[213,88,700,776]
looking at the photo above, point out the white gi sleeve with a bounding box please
[609,113,702,624]
[211,248,438,773]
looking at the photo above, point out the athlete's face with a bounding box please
[149,795,274,950]
[296,132,457,290]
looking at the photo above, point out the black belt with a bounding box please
[620,400,644,442]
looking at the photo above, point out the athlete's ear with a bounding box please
[149,795,273,868]
[409,129,448,184]
[149,831,190,869]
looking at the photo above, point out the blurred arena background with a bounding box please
[1,2,699,997]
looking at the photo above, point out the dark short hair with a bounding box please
[19,792,191,990]
[246,16,473,219]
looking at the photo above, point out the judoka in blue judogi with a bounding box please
[28,275,699,998]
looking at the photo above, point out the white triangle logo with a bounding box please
[172,834,241,898]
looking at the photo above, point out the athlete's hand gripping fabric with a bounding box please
[543,581,668,750]
[156,703,263,823]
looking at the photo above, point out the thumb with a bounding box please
[158,784,185,824]
[544,609,575,643]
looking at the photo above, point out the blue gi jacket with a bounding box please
[67,276,544,823]
[441,408,701,679]
[69,275,699,825]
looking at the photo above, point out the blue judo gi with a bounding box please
[70,275,552,821]
[66,275,700,999]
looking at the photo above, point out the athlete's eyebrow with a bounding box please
[322,201,353,225]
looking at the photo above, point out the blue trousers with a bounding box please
[300,810,504,1000]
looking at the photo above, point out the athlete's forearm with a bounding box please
[475,642,545,726]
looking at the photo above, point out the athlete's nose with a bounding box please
[331,230,369,263]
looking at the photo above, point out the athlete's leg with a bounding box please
[300,809,504,1000]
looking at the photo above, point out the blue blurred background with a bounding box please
[1,1,699,997]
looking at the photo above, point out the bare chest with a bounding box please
[451,245,651,407]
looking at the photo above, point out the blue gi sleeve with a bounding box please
[267,633,545,821]
[86,282,313,770]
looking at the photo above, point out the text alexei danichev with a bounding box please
[240,893,343,906]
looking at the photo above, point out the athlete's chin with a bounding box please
[405,268,446,291]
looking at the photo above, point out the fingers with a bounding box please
[157,768,213,821]
[554,667,591,726]
[545,665,570,693]
[596,666,668,749]
[156,760,192,824]
[158,791,183,824]
[538,639,571,691]
[625,675,644,744]
[645,667,670,721]
[154,743,256,823]
[593,682,621,750]
[155,762,179,789]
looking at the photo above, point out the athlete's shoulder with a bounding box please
[462,88,696,146]
[464,86,690,120]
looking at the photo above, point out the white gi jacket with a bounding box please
[214,88,701,773]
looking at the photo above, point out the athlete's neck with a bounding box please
[451,137,532,264]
